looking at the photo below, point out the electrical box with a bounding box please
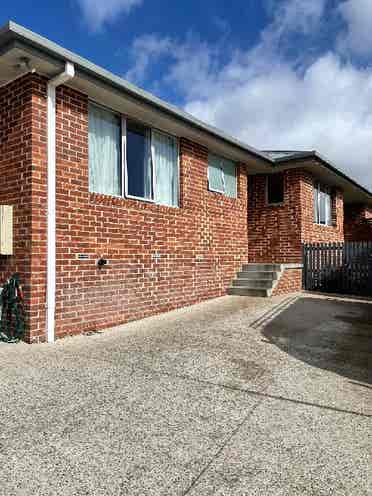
[0,205,13,255]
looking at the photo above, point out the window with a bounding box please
[88,103,179,207]
[267,173,284,205]
[208,153,237,198]
[89,103,121,196]
[126,120,153,200]
[314,183,332,225]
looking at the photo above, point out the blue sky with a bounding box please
[2,0,372,189]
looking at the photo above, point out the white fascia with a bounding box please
[47,62,75,343]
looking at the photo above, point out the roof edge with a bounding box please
[1,20,273,165]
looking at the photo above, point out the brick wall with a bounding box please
[344,204,372,241]
[248,170,303,263]
[248,168,344,265]
[300,170,344,244]
[49,85,249,340]
[0,73,47,341]
[272,269,302,296]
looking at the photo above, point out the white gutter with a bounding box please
[47,61,75,343]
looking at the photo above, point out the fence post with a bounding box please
[302,244,306,290]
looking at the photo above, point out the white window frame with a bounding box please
[314,182,332,226]
[207,154,237,197]
[124,119,155,203]
[89,100,180,207]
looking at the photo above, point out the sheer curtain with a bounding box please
[89,104,121,196]
[223,159,237,198]
[153,131,179,206]
[208,153,224,192]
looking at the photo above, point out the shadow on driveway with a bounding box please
[252,295,372,386]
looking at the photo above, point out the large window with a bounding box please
[89,103,179,207]
[267,173,284,205]
[314,183,332,225]
[208,153,237,198]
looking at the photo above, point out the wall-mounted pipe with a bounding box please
[47,62,75,343]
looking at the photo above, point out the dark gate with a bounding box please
[303,242,372,296]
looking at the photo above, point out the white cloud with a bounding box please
[77,0,142,30]
[185,53,372,190]
[124,0,372,190]
[338,0,372,56]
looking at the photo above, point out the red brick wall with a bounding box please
[344,204,372,241]
[300,171,344,244]
[0,74,47,341]
[248,170,303,263]
[272,269,302,296]
[248,169,344,265]
[49,85,249,339]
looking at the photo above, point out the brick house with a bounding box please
[1,22,372,343]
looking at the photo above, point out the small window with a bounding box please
[267,173,284,205]
[89,103,121,196]
[314,183,332,225]
[208,153,237,198]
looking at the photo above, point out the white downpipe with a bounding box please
[47,62,75,343]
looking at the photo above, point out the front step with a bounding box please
[242,263,282,272]
[228,263,283,297]
[227,287,270,297]
[237,270,279,280]
[232,279,273,289]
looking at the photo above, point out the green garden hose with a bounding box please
[0,273,25,343]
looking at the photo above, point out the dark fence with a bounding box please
[303,242,372,296]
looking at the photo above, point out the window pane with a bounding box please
[153,131,179,207]
[126,120,153,200]
[89,104,121,196]
[324,188,332,225]
[208,153,224,192]
[222,159,237,198]
[267,174,284,204]
[313,185,319,223]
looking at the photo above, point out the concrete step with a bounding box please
[227,287,270,297]
[242,263,282,272]
[232,279,273,289]
[237,271,279,280]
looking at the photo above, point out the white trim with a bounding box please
[46,61,75,343]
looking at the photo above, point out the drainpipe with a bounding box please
[47,62,75,343]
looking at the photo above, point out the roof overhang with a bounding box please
[1,21,372,206]
[0,21,273,173]
[272,152,372,207]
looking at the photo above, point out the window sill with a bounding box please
[208,188,237,200]
[314,223,335,228]
[89,192,180,211]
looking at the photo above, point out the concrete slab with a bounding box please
[0,293,370,495]
[186,398,371,496]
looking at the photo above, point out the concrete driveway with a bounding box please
[0,293,371,495]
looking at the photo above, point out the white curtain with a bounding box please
[208,153,224,192]
[324,189,332,225]
[89,104,121,196]
[208,153,237,197]
[153,131,179,206]
[223,159,237,198]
